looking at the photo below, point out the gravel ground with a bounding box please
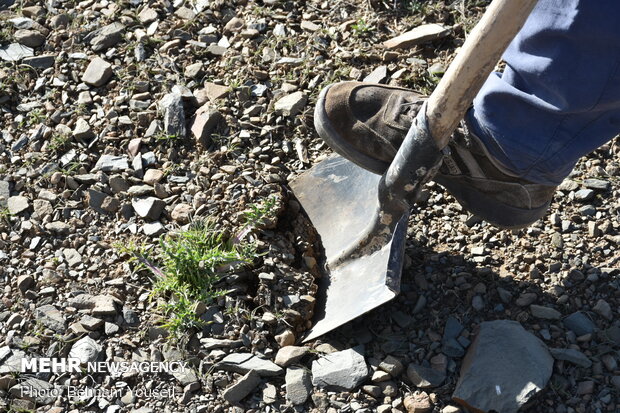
[1,0,619,412]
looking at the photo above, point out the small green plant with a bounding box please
[153,132,181,144]
[234,196,279,243]
[148,221,257,337]
[47,132,70,153]
[351,18,375,37]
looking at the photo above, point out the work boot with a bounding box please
[314,81,556,229]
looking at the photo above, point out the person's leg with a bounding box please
[470,0,620,186]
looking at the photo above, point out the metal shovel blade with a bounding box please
[290,154,408,342]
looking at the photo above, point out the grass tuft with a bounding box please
[149,220,256,336]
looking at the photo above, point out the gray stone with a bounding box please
[574,189,594,201]
[379,355,404,377]
[89,22,125,51]
[191,104,221,146]
[63,248,82,267]
[0,43,34,61]
[87,189,108,214]
[311,347,369,391]
[452,320,553,413]
[159,93,186,138]
[143,222,165,236]
[94,154,129,172]
[583,178,610,191]
[73,118,95,140]
[563,312,596,336]
[0,181,9,208]
[383,23,450,49]
[530,304,561,320]
[7,196,29,214]
[33,199,53,217]
[216,353,283,377]
[109,175,130,193]
[549,348,592,368]
[14,29,45,47]
[92,295,118,316]
[82,57,113,87]
[286,366,312,405]
[132,197,166,220]
[138,7,158,24]
[274,92,307,116]
[34,305,66,332]
[206,44,227,56]
[22,54,55,69]
[222,370,261,403]
[593,299,613,320]
[363,65,388,83]
[122,308,140,326]
[274,346,308,367]
[69,336,102,364]
[407,364,446,388]
[9,378,56,404]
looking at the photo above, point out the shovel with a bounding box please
[291,0,539,342]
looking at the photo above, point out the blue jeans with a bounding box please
[469,0,620,186]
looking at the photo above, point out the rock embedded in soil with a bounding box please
[530,304,561,320]
[191,103,221,146]
[94,154,129,172]
[14,29,45,48]
[407,364,446,388]
[383,23,450,49]
[89,22,125,51]
[275,346,308,367]
[285,366,312,405]
[82,57,113,87]
[549,348,592,368]
[404,391,433,413]
[379,355,404,377]
[221,370,262,403]
[7,196,29,215]
[69,336,102,364]
[274,92,307,116]
[452,320,553,413]
[563,311,596,336]
[160,92,186,138]
[0,43,34,61]
[216,353,283,377]
[132,197,166,220]
[311,347,369,391]
[35,304,66,332]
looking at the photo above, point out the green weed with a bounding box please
[147,220,257,337]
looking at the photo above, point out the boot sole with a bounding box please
[314,83,390,175]
[434,175,551,229]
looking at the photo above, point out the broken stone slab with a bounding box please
[563,311,596,336]
[34,304,66,332]
[202,82,229,101]
[274,91,307,116]
[549,348,592,368]
[73,118,95,140]
[407,364,446,388]
[93,154,129,172]
[89,22,125,51]
[274,346,309,367]
[0,181,9,208]
[7,195,29,214]
[159,92,186,138]
[452,320,553,413]
[14,29,45,47]
[222,370,262,403]
[216,353,283,377]
[286,366,312,405]
[311,347,369,391]
[82,57,113,87]
[0,43,34,61]
[530,304,561,320]
[69,336,102,364]
[364,65,388,83]
[191,103,221,146]
[132,197,166,220]
[384,24,450,49]
[22,54,55,69]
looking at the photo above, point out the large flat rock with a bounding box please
[452,320,553,413]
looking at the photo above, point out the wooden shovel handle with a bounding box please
[427,0,538,148]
